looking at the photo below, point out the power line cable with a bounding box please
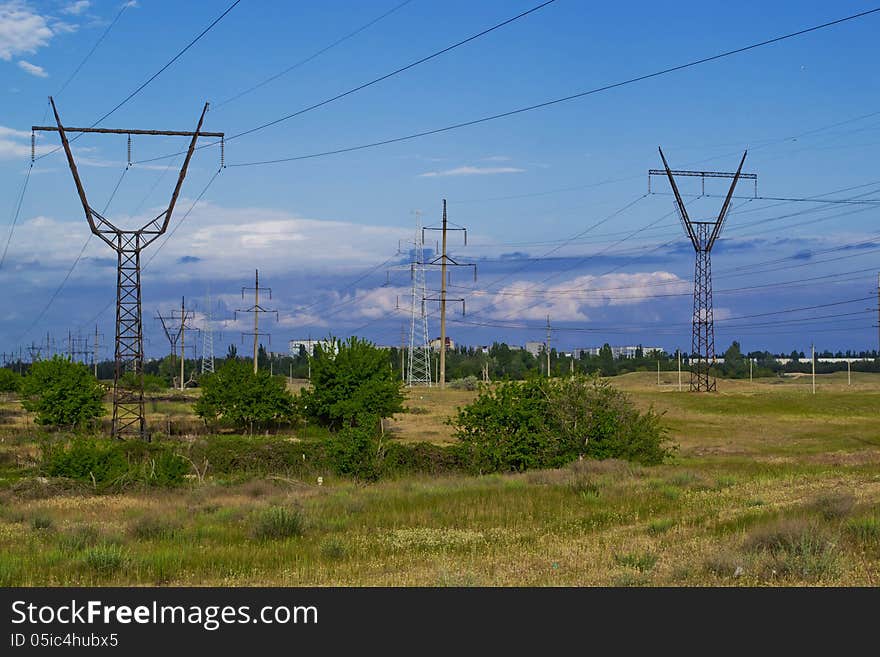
[134,0,557,164]
[35,0,243,162]
[215,0,416,109]
[0,164,33,270]
[228,7,880,167]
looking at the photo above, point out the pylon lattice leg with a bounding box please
[690,223,716,392]
[112,234,146,439]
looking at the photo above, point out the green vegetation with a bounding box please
[0,368,21,392]
[451,374,673,472]
[0,369,879,586]
[19,357,106,429]
[301,336,405,429]
[195,359,297,434]
[41,439,190,490]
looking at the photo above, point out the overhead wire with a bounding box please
[133,0,558,164]
[227,7,880,167]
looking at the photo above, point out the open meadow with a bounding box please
[1,372,879,586]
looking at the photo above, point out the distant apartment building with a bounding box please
[573,345,665,359]
[429,336,454,351]
[288,339,335,358]
[524,341,545,357]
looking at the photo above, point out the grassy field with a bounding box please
[1,372,879,586]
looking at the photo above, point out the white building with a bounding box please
[524,341,545,357]
[288,339,334,358]
[573,345,665,359]
[429,336,454,351]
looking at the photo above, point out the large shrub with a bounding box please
[19,357,106,429]
[450,374,674,473]
[326,419,384,481]
[0,368,21,393]
[194,359,297,434]
[301,336,404,429]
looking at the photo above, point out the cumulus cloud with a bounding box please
[16,58,45,76]
[0,1,52,60]
[60,1,89,15]
[466,271,690,321]
[418,166,525,178]
[2,202,410,283]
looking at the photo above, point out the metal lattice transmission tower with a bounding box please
[201,288,215,375]
[406,212,432,386]
[37,98,223,439]
[652,147,755,392]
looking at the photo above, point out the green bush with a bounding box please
[450,374,674,473]
[0,368,21,393]
[121,372,167,392]
[195,359,298,434]
[326,421,383,481]
[41,439,191,490]
[301,336,404,430]
[19,356,106,429]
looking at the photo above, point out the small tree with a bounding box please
[301,336,404,430]
[194,359,297,434]
[19,356,106,429]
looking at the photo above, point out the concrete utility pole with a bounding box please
[546,316,552,378]
[422,200,474,389]
[93,325,102,378]
[678,350,682,391]
[657,359,661,386]
[811,343,816,395]
[749,357,753,384]
[848,359,851,386]
[236,269,278,374]
[877,273,879,357]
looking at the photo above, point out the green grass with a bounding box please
[0,373,879,585]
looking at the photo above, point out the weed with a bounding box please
[58,525,100,553]
[129,515,179,541]
[809,491,855,520]
[647,518,674,535]
[614,551,658,572]
[319,537,347,561]
[251,506,305,541]
[845,516,880,545]
[82,544,128,577]
[31,515,54,531]
[744,518,838,581]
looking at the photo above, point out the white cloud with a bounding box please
[60,1,89,15]
[482,155,512,162]
[16,58,45,76]
[0,1,53,61]
[466,271,690,322]
[2,202,410,284]
[418,166,525,178]
[0,123,61,159]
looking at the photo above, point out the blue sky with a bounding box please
[1,0,879,360]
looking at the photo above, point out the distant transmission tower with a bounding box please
[201,288,215,374]
[36,98,223,439]
[651,148,755,392]
[407,211,432,386]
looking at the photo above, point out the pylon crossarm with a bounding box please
[708,150,748,250]
[163,103,209,235]
[658,147,698,249]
